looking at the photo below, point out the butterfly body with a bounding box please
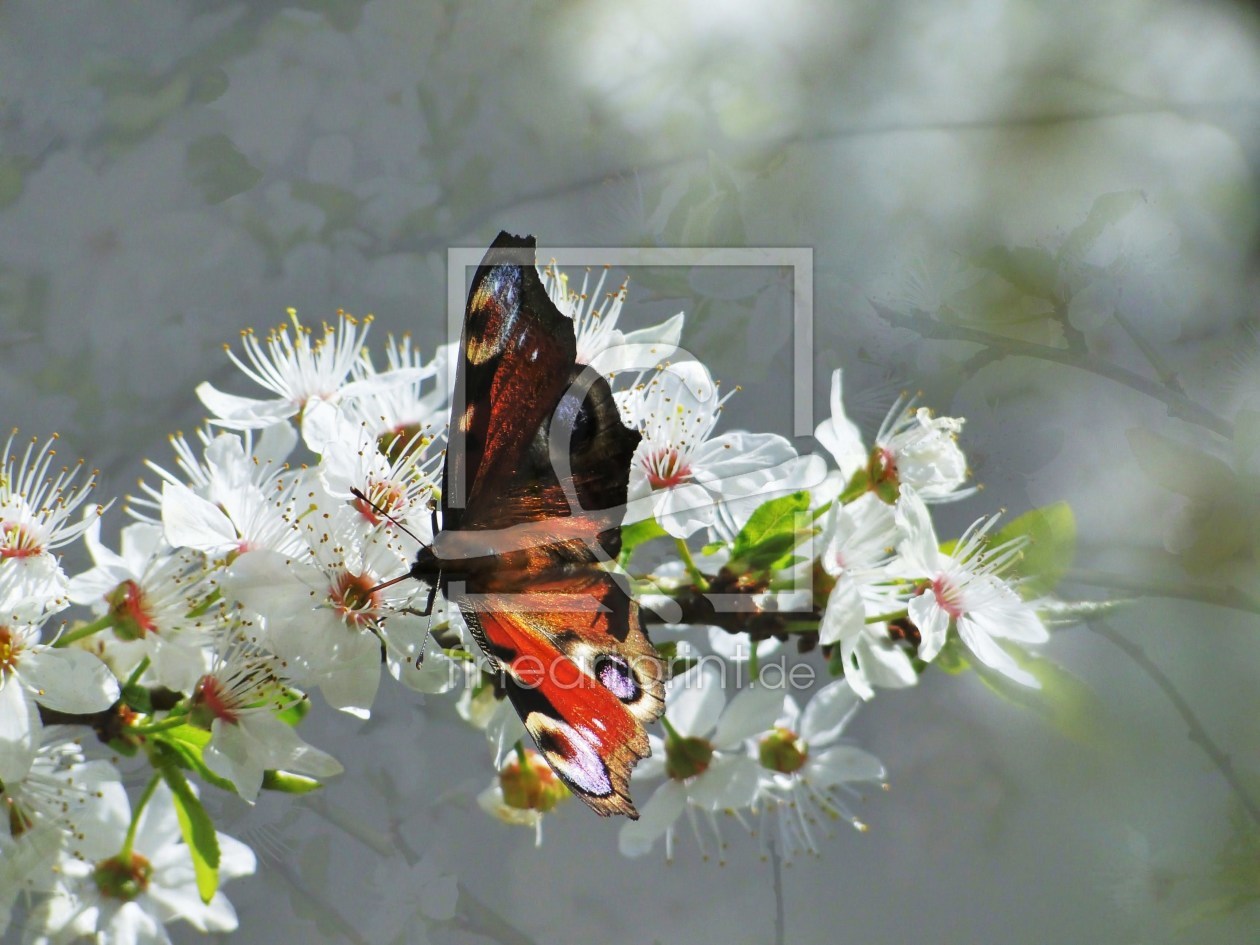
[409,232,665,818]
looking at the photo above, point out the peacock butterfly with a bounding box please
[408,232,666,818]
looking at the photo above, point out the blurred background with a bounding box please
[2,1,1259,942]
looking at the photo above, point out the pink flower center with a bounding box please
[931,576,965,618]
[106,580,158,640]
[644,448,691,490]
[0,521,41,559]
[330,571,380,628]
[193,675,239,725]
[353,482,405,527]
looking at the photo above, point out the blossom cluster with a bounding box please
[0,263,1069,942]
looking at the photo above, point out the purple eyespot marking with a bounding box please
[530,714,612,796]
[596,654,639,702]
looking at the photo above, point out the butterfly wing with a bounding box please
[442,232,665,818]
[462,569,665,817]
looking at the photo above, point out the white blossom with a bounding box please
[896,487,1048,686]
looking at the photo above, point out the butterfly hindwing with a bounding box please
[463,570,665,817]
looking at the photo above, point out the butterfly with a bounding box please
[406,231,666,818]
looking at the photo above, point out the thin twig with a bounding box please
[872,304,1235,439]
[770,841,786,945]
[1065,568,1260,616]
[1089,619,1260,828]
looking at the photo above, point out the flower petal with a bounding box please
[688,755,760,810]
[618,781,686,856]
[799,679,860,746]
[21,647,120,714]
[814,370,868,479]
[0,683,37,784]
[666,664,724,737]
[957,617,1040,687]
[806,745,886,786]
[712,685,784,750]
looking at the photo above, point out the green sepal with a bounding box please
[151,725,237,793]
[121,683,153,715]
[992,502,1077,599]
[107,737,140,758]
[274,692,311,727]
[262,770,323,795]
[158,763,220,904]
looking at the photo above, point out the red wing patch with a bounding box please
[463,573,665,818]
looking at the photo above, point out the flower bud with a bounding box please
[500,750,569,813]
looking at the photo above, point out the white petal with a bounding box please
[0,683,37,784]
[815,370,868,480]
[688,755,760,810]
[316,633,383,717]
[132,781,181,854]
[161,481,238,553]
[656,482,716,538]
[618,781,686,856]
[633,735,667,781]
[419,873,459,922]
[806,745,885,786]
[222,550,316,616]
[21,647,120,714]
[216,832,258,881]
[908,593,949,662]
[852,630,919,692]
[799,678,860,746]
[196,382,297,429]
[818,575,863,646]
[622,311,684,348]
[81,516,126,571]
[588,340,678,375]
[117,523,165,569]
[712,685,784,750]
[667,664,724,738]
[893,487,941,575]
[204,720,267,803]
[957,617,1040,687]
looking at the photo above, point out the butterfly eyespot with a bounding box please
[594,653,640,703]
[527,713,613,798]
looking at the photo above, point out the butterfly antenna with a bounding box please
[351,487,427,546]
[366,571,414,595]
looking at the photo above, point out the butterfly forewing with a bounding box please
[436,231,665,819]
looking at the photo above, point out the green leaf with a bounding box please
[262,770,323,795]
[159,765,220,904]
[185,134,261,205]
[992,502,1076,598]
[730,492,814,572]
[968,647,1108,747]
[153,725,237,793]
[620,517,667,556]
